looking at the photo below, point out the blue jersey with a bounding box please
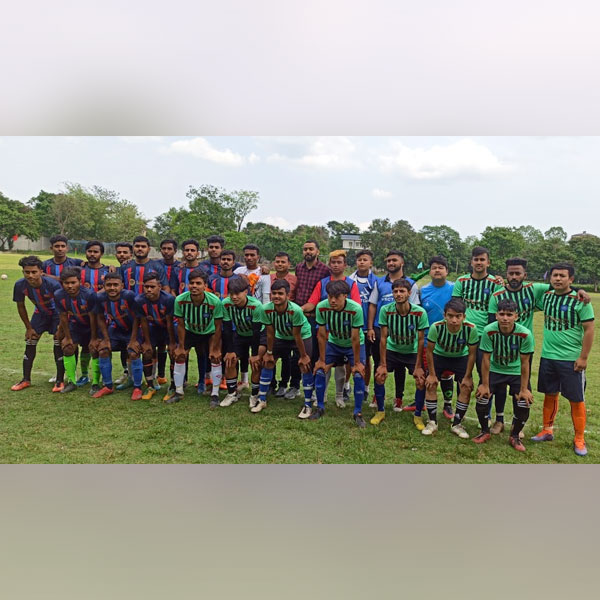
[208,273,241,298]
[172,264,201,294]
[80,263,110,292]
[120,260,168,295]
[369,275,418,327]
[42,256,84,278]
[13,277,62,315]
[134,291,175,330]
[350,270,380,330]
[159,259,180,288]
[199,259,242,277]
[419,281,455,345]
[95,289,138,333]
[55,287,97,327]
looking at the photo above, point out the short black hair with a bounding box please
[85,240,105,253]
[143,272,160,283]
[356,249,374,259]
[103,272,122,283]
[243,244,260,254]
[181,239,200,250]
[221,250,236,260]
[188,269,209,283]
[444,298,466,315]
[505,257,528,269]
[549,262,575,278]
[50,235,68,246]
[60,267,81,281]
[18,255,43,270]
[228,276,249,294]
[496,299,519,313]
[271,279,291,293]
[429,255,448,269]
[471,246,489,259]
[275,252,291,260]
[160,238,178,250]
[133,235,150,246]
[115,242,133,251]
[392,279,412,292]
[325,279,350,297]
[206,235,225,247]
[304,239,320,249]
[386,250,405,260]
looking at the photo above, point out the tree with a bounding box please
[243,222,286,261]
[420,225,465,272]
[544,226,568,242]
[479,226,527,273]
[0,192,40,250]
[51,192,91,238]
[569,234,600,291]
[327,220,360,250]
[225,190,259,232]
[28,190,59,237]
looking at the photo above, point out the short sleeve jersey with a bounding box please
[158,260,180,287]
[174,291,223,335]
[349,270,380,330]
[479,321,535,375]
[427,320,479,358]
[316,298,365,348]
[233,266,271,303]
[134,291,175,330]
[121,260,168,295]
[80,264,110,292]
[172,265,199,295]
[369,275,419,327]
[261,301,312,341]
[537,289,595,361]
[55,287,97,327]
[95,289,138,333]
[452,274,503,337]
[307,275,362,307]
[13,277,62,315]
[208,272,241,298]
[222,295,264,337]
[199,259,242,277]
[378,302,429,354]
[487,282,548,331]
[419,281,455,343]
[42,256,84,278]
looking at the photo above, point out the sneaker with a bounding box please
[209,395,220,408]
[152,380,161,391]
[157,376,168,385]
[131,388,143,401]
[402,401,416,412]
[219,392,238,407]
[442,404,455,420]
[298,405,312,419]
[509,436,526,452]
[237,381,250,392]
[115,372,129,386]
[116,378,133,391]
[48,375,57,383]
[413,415,425,431]
[88,384,101,396]
[164,392,184,404]
[574,440,588,457]
[11,380,31,391]
[335,395,346,408]
[473,432,491,444]
[61,382,78,394]
[354,413,367,428]
[368,399,378,409]
[490,421,505,435]
[450,423,470,439]
[422,421,438,436]
[76,375,90,386]
[93,386,114,398]
[141,387,156,400]
[275,385,287,398]
[52,382,64,393]
[284,386,300,400]
[251,400,267,413]
[370,411,386,425]
[249,394,259,409]
[393,398,403,412]
[531,430,554,442]
[309,407,325,421]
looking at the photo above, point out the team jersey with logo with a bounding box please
[427,320,479,358]
[13,277,62,315]
[487,282,548,331]
[158,259,180,287]
[120,260,168,295]
[79,264,110,292]
[134,291,175,330]
[419,281,455,344]
[452,274,503,337]
[261,300,312,341]
[42,256,84,277]
[222,295,264,337]
[316,298,365,348]
[349,270,380,330]
[208,273,241,298]
[537,289,595,361]
[95,289,138,333]
[369,275,419,327]
[172,264,201,294]
[479,321,535,375]
[378,302,429,354]
[199,259,242,277]
[174,291,223,335]
[55,287,97,327]
[308,275,362,307]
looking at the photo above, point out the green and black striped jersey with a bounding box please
[222,295,264,337]
[378,301,429,354]
[479,321,534,375]
[174,290,223,335]
[487,282,548,331]
[316,299,364,348]
[261,300,312,341]
[427,320,479,357]
[452,274,503,337]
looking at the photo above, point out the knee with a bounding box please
[142,349,153,362]
[353,372,364,383]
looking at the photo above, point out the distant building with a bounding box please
[570,230,596,240]
[340,233,364,250]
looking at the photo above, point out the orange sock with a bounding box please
[543,394,559,431]
[570,401,586,445]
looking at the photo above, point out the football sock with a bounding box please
[120,349,127,369]
[251,383,259,396]
[130,358,143,388]
[23,340,37,381]
[157,350,167,378]
[476,396,490,433]
[258,367,274,402]
[99,357,113,388]
[143,360,154,384]
[226,378,238,394]
[334,366,345,396]
[571,401,586,444]
[315,368,327,410]
[64,354,77,384]
[241,371,249,384]
[453,400,469,426]
[173,361,186,394]
[543,393,560,431]
[494,386,507,422]
[414,388,425,417]
[80,353,91,377]
[353,373,365,415]
[441,375,454,405]
[90,358,101,385]
[425,396,438,423]
[302,372,314,406]
[210,363,223,395]
[374,382,386,412]
[511,396,529,438]
[53,340,65,383]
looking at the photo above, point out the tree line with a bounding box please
[2,183,599,288]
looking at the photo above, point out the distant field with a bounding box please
[0,252,598,463]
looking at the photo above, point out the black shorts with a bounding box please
[70,324,92,348]
[365,326,381,362]
[386,350,417,374]
[537,357,586,403]
[184,329,212,354]
[430,354,468,382]
[489,372,531,396]
[273,336,313,360]
[31,312,59,336]
[259,329,267,347]
[150,326,169,349]
[233,332,259,358]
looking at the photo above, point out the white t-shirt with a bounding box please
[233,266,271,303]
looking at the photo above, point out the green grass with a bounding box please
[1,252,599,463]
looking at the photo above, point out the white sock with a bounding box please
[174,362,186,394]
[335,366,346,395]
[241,371,249,384]
[211,363,223,395]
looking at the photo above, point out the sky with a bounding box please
[1,136,598,239]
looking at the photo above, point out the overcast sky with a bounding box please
[1,136,598,239]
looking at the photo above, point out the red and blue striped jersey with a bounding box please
[172,264,199,294]
[120,260,168,295]
[159,259,180,288]
[42,256,84,277]
[13,277,62,314]
[55,287,97,327]
[208,273,241,298]
[134,291,175,329]
[95,289,138,333]
[199,260,243,277]
[80,264,110,292]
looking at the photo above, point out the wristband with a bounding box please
[266,350,273,355]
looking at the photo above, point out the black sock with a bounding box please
[511,397,530,438]
[251,383,260,396]
[441,376,454,406]
[425,399,437,422]
[143,362,154,385]
[53,340,65,383]
[226,378,238,394]
[120,349,128,369]
[476,398,490,433]
[494,386,507,421]
[453,400,469,426]
[157,350,167,378]
[23,341,37,380]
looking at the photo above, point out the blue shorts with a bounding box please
[70,324,92,348]
[325,341,366,367]
[31,311,59,335]
[538,357,586,403]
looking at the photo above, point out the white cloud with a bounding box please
[267,136,361,169]
[371,187,392,198]
[263,216,293,229]
[166,137,256,166]
[248,152,260,164]
[378,138,509,179]
[358,220,372,232]
[119,136,163,143]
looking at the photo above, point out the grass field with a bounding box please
[0,251,598,463]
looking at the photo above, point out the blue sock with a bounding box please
[130,358,143,388]
[315,368,326,409]
[415,388,425,417]
[374,382,386,412]
[99,356,113,388]
[302,372,314,407]
[259,367,274,401]
[353,373,365,415]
